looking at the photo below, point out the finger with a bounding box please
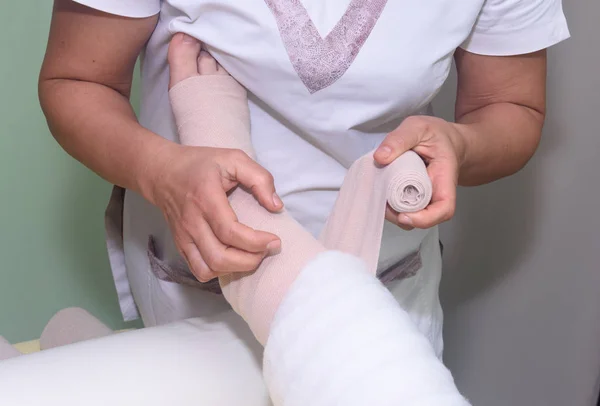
[192,217,268,273]
[400,200,454,229]
[201,177,281,253]
[400,160,457,229]
[180,242,217,282]
[385,205,397,223]
[374,116,429,165]
[181,242,240,282]
[228,151,284,212]
[386,205,414,231]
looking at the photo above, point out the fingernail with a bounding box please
[266,240,282,255]
[377,146,392,160]
[398,214,413,226]
[182,33,197,43]
[273,193,283,209]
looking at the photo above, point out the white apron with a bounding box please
[88,0,569,356]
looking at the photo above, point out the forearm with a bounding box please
[453,102,544,186]
[39,78,173,203]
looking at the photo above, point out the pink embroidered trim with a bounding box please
[265,0,388,93]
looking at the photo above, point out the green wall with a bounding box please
[0,2,142,343]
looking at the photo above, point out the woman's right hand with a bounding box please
[143,143,283,282]
[40,3,278,282]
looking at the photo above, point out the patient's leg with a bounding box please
[168,34,469,406]
[168,34,324,345]
[167,34,432,344]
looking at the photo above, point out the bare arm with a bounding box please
[39,0,166,201]
[452,48,547,186]
[375,48,549,228]
[39,0,282,278]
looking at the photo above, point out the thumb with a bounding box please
[374,116,427,165]
[232,154,283,212]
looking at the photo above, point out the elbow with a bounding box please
[502,120,544,180]
[499,126,544,182]
[457,112,545,187]
[37,74,61,143]
[521,106,546,165]
[38,76,51,120]
[38,73,54,134]
[38,62,58,124]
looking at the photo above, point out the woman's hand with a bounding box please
[374,116,467,231]
[144,143,283,282]
[374,50,547,232]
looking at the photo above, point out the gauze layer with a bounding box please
[169,74,432,344]
[264,251,470,406]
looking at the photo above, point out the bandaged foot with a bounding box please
[168,38,325,345]
[168,35,468,405]
[168,37,431,344]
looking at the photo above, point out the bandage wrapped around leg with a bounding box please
[169,73,469,405]
[171,76,325,345]
[169,76,432,343]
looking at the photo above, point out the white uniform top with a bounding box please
[74,0,569,330]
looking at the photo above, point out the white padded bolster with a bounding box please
[263,251,470,406]
[0,252,468,406]
[0,315,271,406]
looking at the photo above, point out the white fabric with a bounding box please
[0,252,458,406]
[0,316,271,406]
[122,195,446,353]
[264,250,469,406]
[73,0,569,333]
[461,0,570,55]
[73,0,159,18]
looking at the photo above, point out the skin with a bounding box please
[40,0,547,277]
[39,1,282,282]
[375,49,546,230]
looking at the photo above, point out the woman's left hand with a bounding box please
[374,115,467,231]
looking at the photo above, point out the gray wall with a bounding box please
[433,3,600,405]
